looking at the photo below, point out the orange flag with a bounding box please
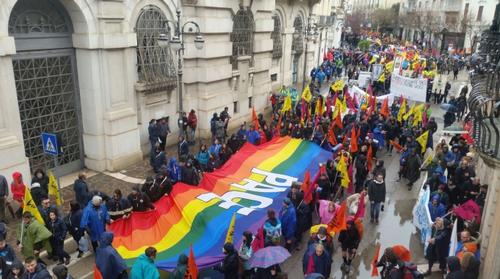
[380,98,389,118]
[333,111,343,129]
[301,170,313,204]
[327,124,337,146]
[93,265,103,279]
[327,201,347,234]
[186,245,198,279]
[390,140,403,152]
[367,145,373,172]
[252,107,260,131]
[371,244,381,277]
[349,127,358,153]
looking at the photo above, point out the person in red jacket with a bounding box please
[10,172,26,218]
[187,109,197,145]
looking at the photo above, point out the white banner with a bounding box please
[372,64,383,81]
[449,219,458,257]
[390,74,428,103]
[412,184,433,250]
[357,71,371,89]
[350,86,395,105]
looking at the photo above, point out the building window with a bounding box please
[248,97,253,108]
[270,73,278,81]
[477,6,483,21]
[233,101,239,114]
[271,14,283,59]
[136,5,177,91]
[230,8,254,70]
[464,3,469,17]
[292,16,304,55]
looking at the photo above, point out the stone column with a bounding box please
[72,2,142,172]
[0,36,31,179]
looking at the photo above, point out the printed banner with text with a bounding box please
[390,73,428,103]
[108,137,331,270]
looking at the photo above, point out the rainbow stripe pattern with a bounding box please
[108,136,332,270]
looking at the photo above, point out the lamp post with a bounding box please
[295,15,318,92]
[157,10,204,118]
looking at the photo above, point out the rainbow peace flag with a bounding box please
[108,136,331,270]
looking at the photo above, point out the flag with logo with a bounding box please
[185,245,198,279]
[224,213,236,244]
[48,171,63,206]
[23,188,45,225]
[327,201,347,234]
[416,131,429,153]
[301,85,312,102]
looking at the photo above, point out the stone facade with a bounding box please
[0,0,342,177]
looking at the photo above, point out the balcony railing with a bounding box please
[468,14,500,159]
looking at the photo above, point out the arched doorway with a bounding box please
[9,0,84,175]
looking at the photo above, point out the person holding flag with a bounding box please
[16,211,52,260]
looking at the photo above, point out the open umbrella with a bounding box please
[249,246,291,268]
[392,245,411,262]
[440,103,459,113]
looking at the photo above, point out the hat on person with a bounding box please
[91,195,102,205]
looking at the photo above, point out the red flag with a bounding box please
[334,112,343,129]
[93,265,104,279]
[252,107,260,131]
[186,245,198,279]
[380,98,389,118]
[350,127,358,153]
[371,244,381,277]
[390,140,403,152]
[327,201,347,234]
[301,170,313,204]
[347,163,354,194]
[354,191,366,220]
[251,227,265,253]
[367,145,373,172]
[274,114,282,136]
[453,200,481,223]
[327,126,338,146]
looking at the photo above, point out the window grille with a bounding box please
[231,8,254,69]
[8,0,70,34]
[136,6,177,91]
[292,16,304,55]
[271,15,283,59]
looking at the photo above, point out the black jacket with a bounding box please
[368,179,386,203]
[47,218,68,243]
[128,193,154,212]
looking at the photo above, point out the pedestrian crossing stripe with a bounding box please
[45,138,56,153]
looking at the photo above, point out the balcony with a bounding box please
[468,26,500,159]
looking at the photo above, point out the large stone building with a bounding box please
[0,0,344,178]
[399,0,498,53]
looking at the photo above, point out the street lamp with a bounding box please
[157,10,204,118]
[299,16,318,92]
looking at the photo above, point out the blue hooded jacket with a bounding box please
[168,158,181,182]
[373,125,385,148]
[428,195,446,221]
[80,202,109,241]
[96,232,128,279]
[279,205,297,240]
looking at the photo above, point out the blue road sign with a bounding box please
[41,133,59,156]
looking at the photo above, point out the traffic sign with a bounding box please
[41,133,59,156]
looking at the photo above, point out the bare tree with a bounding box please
[461,13,490,53]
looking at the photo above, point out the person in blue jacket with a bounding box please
[246,125,261,145]
[280,198,297,251]
[80,196,111,252]
[95,232,128,279]
[428,195,446,222]
[373,124,385,149]
[131,247,160,279]
[168,157,181,183]
[196,144,210,171]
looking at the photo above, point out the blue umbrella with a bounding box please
[440,103,459,113]
[249,246,291,268]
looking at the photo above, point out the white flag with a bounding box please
[449,219,458,257]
